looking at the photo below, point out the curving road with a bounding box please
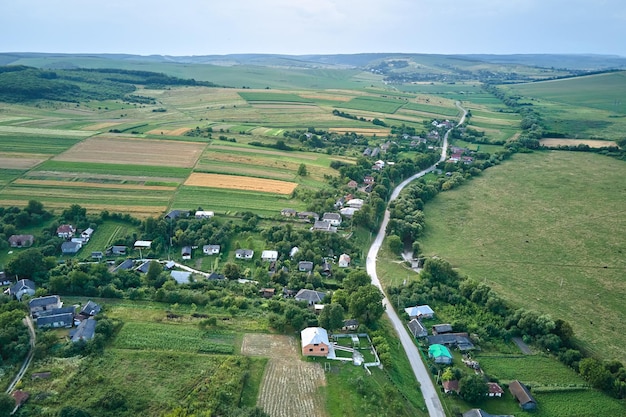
[366,103,466,417]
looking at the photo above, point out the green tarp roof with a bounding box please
[428,343,452,358]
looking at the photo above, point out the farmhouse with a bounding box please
[405,304,434,319]
[301,327,331,357]
[295,289,326,305]
[509,380,537,410]
[340,207,358,217]
[181,246,192,260]
[322,212,342,226]
[346,198,364,208]
[8,234,34,248]
[61,241,82,254]
[442,380,460,394]
[235,249,254,260]
[7,279,36,301]
[113,259,135,273]
[428,344,453,364]
[37,310,74,328]
[408,318,428,338]
[164,209,189,220]
[347,180,358,189]
[261,250,278,262]
[136,260,159,274]
[338,253,351,268]
[203,245,220,255]
[57,224,75,238]
[80,228,94,241]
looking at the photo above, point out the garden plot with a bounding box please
[242,334,328,417]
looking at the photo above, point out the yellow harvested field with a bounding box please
[540,138,617,148]
[185,173,297,194]
[82,122,121,131]
[300,93,352,102]
[13,179,176,191]
[0,156,46,169]
[146,127,191,136]
[241,334,327,417]
[54,136,206,167]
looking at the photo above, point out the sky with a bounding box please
[2,0,625,57]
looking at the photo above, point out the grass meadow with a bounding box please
[419,151,626,363]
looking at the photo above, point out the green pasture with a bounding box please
[173,186,306,217]
[0,168,26,187]
[0,124,94,137]
[419,151,626,363]
[79,221,139,253]
[336,96,406,114]
[477,354,584,386]
[0,134,85,154]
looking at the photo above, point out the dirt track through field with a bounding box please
[241,334,327,417]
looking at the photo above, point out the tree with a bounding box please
[459,374,488,403]
[318,303,344,331]
[0,393,14,416]
[579,357,613,391]
[387,235,403,255]
[343,270,370,293]
[59,406,92,417]
[5,247,54,283]
[349,285,384,325]
[297,163,308,176]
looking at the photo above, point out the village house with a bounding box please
[432,323,453,335]
[301,327,331,357]
[80,228,94,241]
[295,289,327,305]
[363,175,375,185]
[164,209,189,220]
[203,245,220,255]
[181,246,192,260]
[338,253,351,268]
[113,259,135,273]
[7,279,36,301]
[311,220,337,233]
[134,240,152,250]
[428,343,453,364]
[8,234,34,248]
[342,319,359,331]
[29,295,62,316]
[340,207,358,217]
[442,380,460,394]
[281,208,297,217]
[347,180,358,189]
[70,317,97,342]
[408,318,428,338]
[91,251,103,260]
[61,241,82,254]
[297,211,319,222]
[427,333,475,351]
[106,245,127,256]
[136,260,159,274]
[80,300,101,317]
[56,224,75,239]
[487,382,504,397]
[405,304,435,319]
[322,212,342,226]
[235,249,254,260]
[261,250,278,262]
[36,307,75,329]
[298,261,314,273]
[259,288,276,298]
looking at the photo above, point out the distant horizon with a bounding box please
[2,51,625,59]
[2,1,625,57]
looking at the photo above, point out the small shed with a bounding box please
[509,380,537,410]
[261,250,278,262]
[338,253,351,268]
[432,323,453,335]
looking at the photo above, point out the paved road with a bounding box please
[366,103,466,417]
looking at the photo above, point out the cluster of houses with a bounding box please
[447,145,474,165]
[58,224,95,255]
[3,278,100,342]
[405,304,538,412]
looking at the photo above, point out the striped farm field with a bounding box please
[242,334,327,417]
[328,127,390,136]
[0,125,95,136]
[238,91,313,103]
[184,173,298,194]
[402,102,460,116]
[146,127,191,136]
[35,160,191,178]
[336,96,405,113]
[53,136,206,167]
[12,178,176,191]
[0,134,87,154]
[81,121,122,131]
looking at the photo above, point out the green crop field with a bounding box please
[477,354,584,386]
[403,102,460,117]
[33,160,191,178]
[336,96,406,114]
[419,151,626,363]
[173,186,306,217]
[0,134,86,154]
[114,321,235,354]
